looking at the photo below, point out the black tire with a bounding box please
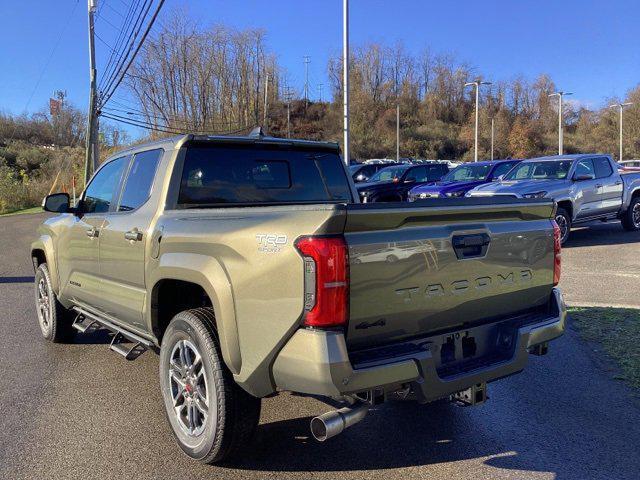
[621,196,640,231]
[34,263,75,342]
[555,207,572,245]
[159,308,261,464]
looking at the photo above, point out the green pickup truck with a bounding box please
[31,132,565,464]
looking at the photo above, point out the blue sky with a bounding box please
[1,0,639,137]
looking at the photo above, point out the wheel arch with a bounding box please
[148,253,241,374]
[555,199,573,220]
[30,236,59,292]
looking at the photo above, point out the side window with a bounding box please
[407,166,427,181]
[575,159,595,178]
[492,162,516,179]
[593,157,613,179]
[426,165,446,181]
[83,156,128,214]
[118,149,163,211]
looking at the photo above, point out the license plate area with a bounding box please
[435,323,516,379]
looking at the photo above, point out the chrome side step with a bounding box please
[71,307,154,361]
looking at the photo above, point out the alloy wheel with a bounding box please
[633,202,640,228]
[168,339,213,437]
[555,214,569,243]
[36,278,51,335]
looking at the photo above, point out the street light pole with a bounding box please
[549,91,573,155]
[491,118,494,160]
[342,0,350,165]
[396,103,400,162]
[464,80,492,162]
[609,102,634,162]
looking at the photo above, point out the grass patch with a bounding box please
[0,206,42,217]
[570,307,640,390]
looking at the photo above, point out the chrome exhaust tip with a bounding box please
[310,403,369,442]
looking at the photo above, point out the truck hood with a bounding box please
[469,179,564,197]
[356,181,397,193]
[411,180,487,196]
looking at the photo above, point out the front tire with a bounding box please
[555,207,572,245]
[159,308,261,464]
[34,263,75,342]
[621,196,640,231]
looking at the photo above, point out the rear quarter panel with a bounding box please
[149,205,347,397]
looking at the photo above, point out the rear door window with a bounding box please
[593,157,613,178]
[118,149,163,211]
[177,145,352,206]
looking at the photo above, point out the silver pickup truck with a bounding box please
[32,133,565,464]
[467,154,640,243]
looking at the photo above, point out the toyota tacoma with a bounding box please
[32,131,565,464]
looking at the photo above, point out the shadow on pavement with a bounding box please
[564,222,640,248]
[226,401,565,477]
[0,276,35,283]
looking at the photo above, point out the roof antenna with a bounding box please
[250,126,266,138]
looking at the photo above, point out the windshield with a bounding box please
[442,164,492,182]
[368,165,409,183]
[504,161,572,180]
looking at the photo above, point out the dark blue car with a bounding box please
[407,160,521,200]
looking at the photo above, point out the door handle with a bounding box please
[125,229,143,242]
[615,181,623,186]
[595,184,603,189]
[86,227,99,238]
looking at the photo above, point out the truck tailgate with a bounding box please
[344,198,556,349]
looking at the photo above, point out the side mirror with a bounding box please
[574,173,595,181]
[355,174,366,182]
[494,174,505,182]
[405,177,416,183]
[42,193,70,213]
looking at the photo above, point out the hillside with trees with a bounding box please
[2,13,639,213]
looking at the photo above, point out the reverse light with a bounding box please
[552,220,562,286]
[295,236,349,328]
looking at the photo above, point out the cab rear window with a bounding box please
[177,144,352,207]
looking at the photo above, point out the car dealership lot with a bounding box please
[1,213,639,480]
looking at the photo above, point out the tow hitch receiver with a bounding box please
[450,382,488,407]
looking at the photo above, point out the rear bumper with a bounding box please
[272,288,566,400]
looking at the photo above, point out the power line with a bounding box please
[101,111,256,136]
[100,0,166,108]
[98,0,143,93]
[102,106,246,127]
[99,0,152,97]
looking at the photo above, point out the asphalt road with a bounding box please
[1,213,639,480]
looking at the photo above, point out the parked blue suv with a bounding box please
[407,160,521,200]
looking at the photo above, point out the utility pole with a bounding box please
[284,86,293,138]
[318,83,324,103]
[396,104,400,161]
[342,0,350,165]
[609,102,634,162]
[303,56,311,108]
[84,0,99,185]
[263,73,270,130]
[491,118,495,160]
[464,79,492,162]
[549,91,573,155]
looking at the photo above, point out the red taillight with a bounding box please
[295,236,349,328]
[552,220,562,286]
